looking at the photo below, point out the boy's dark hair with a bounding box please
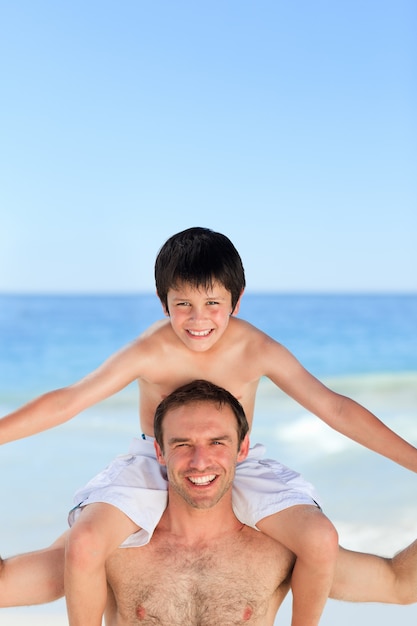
[155,227,246,313]
[154,379,249,452]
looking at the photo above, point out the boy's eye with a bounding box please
[207,301,219,305]
[177,302,191,307]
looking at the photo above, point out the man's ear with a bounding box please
[231,289,244,316]
[237,433,250,462]
[154,440,166,465]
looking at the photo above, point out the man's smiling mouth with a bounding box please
[188,474,216,485]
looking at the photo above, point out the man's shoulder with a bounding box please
[240,523,291,554]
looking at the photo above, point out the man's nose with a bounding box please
[189,445,210,469]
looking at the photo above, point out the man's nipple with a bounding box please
[243,605,253,621]
[136,605,146,620]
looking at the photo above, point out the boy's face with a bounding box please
[164,281,241,353]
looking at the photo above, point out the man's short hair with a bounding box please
[154,379,249,451]
[154,227,246,313]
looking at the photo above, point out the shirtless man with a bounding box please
[1,380,417,624]
[104,379,295,625]
[103,379,417,625]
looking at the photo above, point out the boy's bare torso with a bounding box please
[137,317,269,436]
[106,522,294,626]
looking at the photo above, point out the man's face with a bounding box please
[155,401,249,510]
[163,281,241,353]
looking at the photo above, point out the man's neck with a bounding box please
[159,491,243,545]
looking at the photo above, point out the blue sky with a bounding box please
[1,1,416,293]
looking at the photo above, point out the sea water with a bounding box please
[1,293,417,620]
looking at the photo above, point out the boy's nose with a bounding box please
[189,305,206,320]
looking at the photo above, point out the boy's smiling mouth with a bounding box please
[187,329,213,337]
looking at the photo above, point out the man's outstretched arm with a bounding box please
[331,540,417,605]
[0,532,66,607]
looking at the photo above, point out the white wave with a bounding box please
[276,415,354,456]
[254,372,417,462]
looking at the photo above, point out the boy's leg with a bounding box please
[331,540,417,604]
[0,532,66,606]
[257,505,339,626]
[65,502,140,626]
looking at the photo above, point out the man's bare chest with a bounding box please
[107,532,292,625]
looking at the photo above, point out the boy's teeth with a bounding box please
[189,330,211,336]
[189,475,216,485]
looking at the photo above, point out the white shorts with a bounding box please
[68,437,321,548]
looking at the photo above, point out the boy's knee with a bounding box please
[302,512,339,565]
[66,521,106,570]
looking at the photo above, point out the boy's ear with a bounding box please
[156,290,170,316]
[154,440,166,465]
[231,289,244,316]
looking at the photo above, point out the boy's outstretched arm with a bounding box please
[315,392,417,472]
[0,340,142,445]
[264,339,417,473]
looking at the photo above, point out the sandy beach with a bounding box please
[2,615,68,625]
[0,606,68,625]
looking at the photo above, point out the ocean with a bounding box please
[1,293,417,624]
